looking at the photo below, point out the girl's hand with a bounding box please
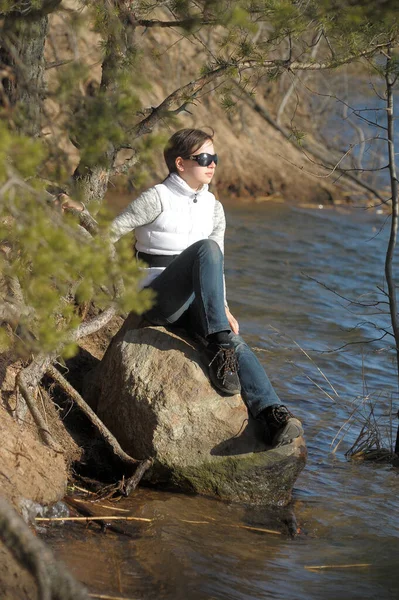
[56,193,84,212]
[226,307,239,335]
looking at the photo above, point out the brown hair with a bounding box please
[164,128,214,173]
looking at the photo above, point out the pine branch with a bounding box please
[240,41,396,72]
[133,64,230,137]
[135,17,217,28]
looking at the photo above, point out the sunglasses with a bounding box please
[187,153,218,167]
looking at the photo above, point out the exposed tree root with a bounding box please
[0,497,89,600]
[70,457,152,500]
[16,369,63,454]
[46,364,139,468]
[14,305,118,439]
[121,458,152,496]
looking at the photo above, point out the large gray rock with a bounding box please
[89,315,307,506]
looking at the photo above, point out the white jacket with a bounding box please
[135,173,216,254]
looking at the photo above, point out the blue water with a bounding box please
[46,201,399,600]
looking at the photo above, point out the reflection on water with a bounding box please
[46,202,399,599]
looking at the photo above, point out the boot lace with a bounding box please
[270,405,295,426]
[209,347,238,384]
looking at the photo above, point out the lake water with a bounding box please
[45,201,399,600]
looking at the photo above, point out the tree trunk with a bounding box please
[384,48,399,454]
[72,149,117,209]
[72,1,136,207]
[0,2,61,135]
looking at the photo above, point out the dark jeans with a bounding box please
[144,239,281,418]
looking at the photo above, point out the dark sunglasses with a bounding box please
[188,153,218,167]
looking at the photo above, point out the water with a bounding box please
[45,201,399,599]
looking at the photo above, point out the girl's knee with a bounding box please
[199,238,222,260]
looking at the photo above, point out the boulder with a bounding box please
[87,315,307,506]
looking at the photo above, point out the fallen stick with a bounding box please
[180,519,210,524]
[180,519,281,535]
[69,485,96,495]
[89,594,138,600]
[35,516,153,523]
[71,499,130,513]
[64,497,143,537]
[305,563,371,571]
[231,524,281,535]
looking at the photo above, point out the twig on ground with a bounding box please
[37,513,281,536]
[305,563,371,571]
[71,499,130,513]
[36,516,152,523]
[89,594,138,600]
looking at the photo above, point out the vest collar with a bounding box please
[165,172,208,198]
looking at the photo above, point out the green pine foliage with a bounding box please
[0,124,153,357]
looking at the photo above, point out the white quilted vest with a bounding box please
[135,173,215,255]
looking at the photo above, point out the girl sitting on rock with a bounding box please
[110,128,303,447]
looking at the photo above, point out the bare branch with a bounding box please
[303,273,389,308]
[233,82,388,203]
[45,59,73,70]
[318,332,390,355]
[135,18,217,28]
[133,64,230,137]
[74,306,118,340]
[111,150,139,176]
[240,40,395,72]
[300,81,388,131]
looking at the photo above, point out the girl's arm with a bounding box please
[110,188,162,242]
[209,200,225,254]
[209,201,239,334]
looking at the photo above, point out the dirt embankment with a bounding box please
[0,316,124,598]
[0,349,83,598]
